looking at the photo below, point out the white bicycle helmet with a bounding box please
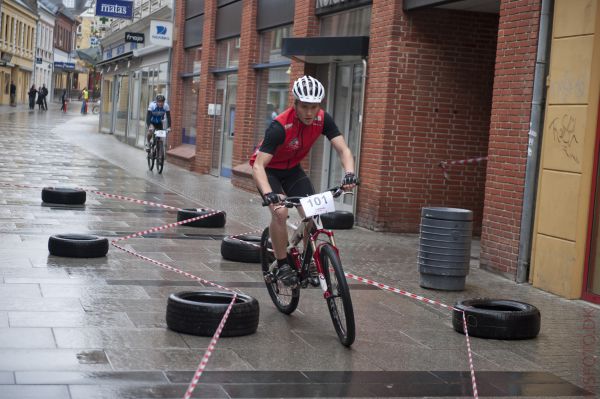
[292,76,325,103]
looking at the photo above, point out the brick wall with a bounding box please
[193,0,218,174]
[359,3,498,234]
[480,0,542,276]
[168,0,186,149]
[232,0,259,167]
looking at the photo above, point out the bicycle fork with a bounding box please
[311,242,332,299]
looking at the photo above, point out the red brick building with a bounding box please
[168,0,600,302]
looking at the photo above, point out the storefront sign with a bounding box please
[125,32,145,44]
[35,57,43,64]
[149,20,173,47]
[54,62,75,70]
[95,0,133,20]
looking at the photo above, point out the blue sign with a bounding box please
[54,62,75,70]
[95,0,133,20]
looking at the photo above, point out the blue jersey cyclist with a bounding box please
[250,76,359,286]
[146,94,172,151]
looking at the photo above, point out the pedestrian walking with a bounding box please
[60,90,68,113]
[81,87,89,114]
[9,81,16,107]
[28,85,37,110]
[41,84,49,111]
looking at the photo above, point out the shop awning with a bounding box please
[403,0,499,13]
[76,47,102,66]
[96,51,133,67]
[282,36,369,64]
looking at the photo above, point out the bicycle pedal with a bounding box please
[264,273,274,284]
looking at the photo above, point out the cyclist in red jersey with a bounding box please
[250,76,358,286]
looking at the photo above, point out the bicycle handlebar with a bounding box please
[261,185,357,207]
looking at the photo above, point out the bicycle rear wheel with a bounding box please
[156,141,164,174]
[321,244,355,346]
[147,143,155,171]
[260,227,299,314]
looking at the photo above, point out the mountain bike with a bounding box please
[260,187,356,346]
[147,128,168,174]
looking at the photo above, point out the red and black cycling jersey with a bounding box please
[250,106,341,169]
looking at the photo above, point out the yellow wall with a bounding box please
[531,0,600,298]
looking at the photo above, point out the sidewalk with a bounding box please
[0,107,597,398]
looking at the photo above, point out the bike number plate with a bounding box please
[299,191,335,217]
[155,130,167,138]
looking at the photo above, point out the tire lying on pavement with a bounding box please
[48,234,109,258]
[220,235,262,263]
[42,187,86,205]
[177,208,226,228]
[321,211,354,229]
[452,298,541,340]
[166,290,259,337]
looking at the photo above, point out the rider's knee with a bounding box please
[272,208,288,225]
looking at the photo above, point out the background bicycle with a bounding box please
[259,187,356,346]
[91,100,100,114]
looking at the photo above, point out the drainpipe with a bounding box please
[516,0,554,283]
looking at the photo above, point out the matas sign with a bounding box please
[95,0,133,20]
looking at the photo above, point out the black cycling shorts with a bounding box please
[261,165,315,199]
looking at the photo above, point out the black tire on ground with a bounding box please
[452,298,541,340]
[177,208,226,228]
[48,234,109,258]
[321,211,354,229]
[220,235,261,263]
[166,290,259,337]
[42,187,86,205]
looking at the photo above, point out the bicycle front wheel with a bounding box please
[156,141,165,174]
[321,244,355,346]
[260,227,299,314]
[147,145,155,171]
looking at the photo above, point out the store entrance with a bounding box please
[321,61,364,212]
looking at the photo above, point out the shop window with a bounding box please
[320,6,371,37]
[254,25,291,146]
[182,47,201,145]
[216,37,240,69]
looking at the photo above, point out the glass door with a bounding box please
[221,74,237,177]
[127,71,141,146]
[210,78,226,176]
[322,62,364,212]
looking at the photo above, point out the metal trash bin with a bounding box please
[418,207,473,291]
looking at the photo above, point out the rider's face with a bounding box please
[295,101,320,125]
[157,100,165,107]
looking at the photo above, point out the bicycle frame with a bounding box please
[286,214,339,298]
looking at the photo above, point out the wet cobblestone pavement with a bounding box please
[0,105,598,398]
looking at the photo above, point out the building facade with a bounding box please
[34,0,56,99]
[0,0,38,105]
[52,9,78,101]
[166,0,600,303]
[98,0,173,148]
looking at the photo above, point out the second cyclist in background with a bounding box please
[146,94,172,152]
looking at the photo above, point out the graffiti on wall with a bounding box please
[550,114,580,164]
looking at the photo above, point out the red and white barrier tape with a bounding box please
[182,293,236,399]
[3,181,481,398]
[344,272,478,398]
[110,214,236,399]
[438,156,488,181]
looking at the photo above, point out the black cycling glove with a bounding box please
[341,172,359,186]
[263,192,280,205]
